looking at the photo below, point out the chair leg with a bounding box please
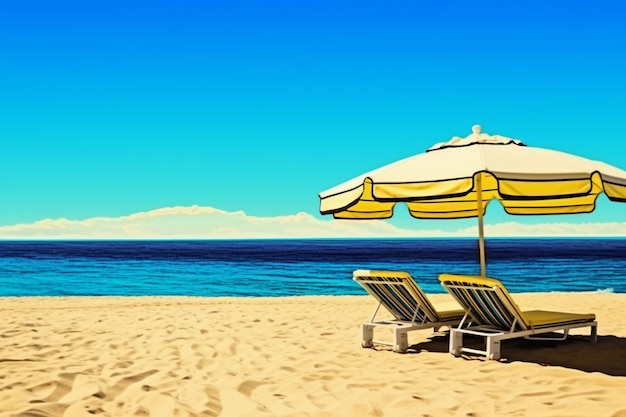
[361,324,374,348]
[486,337,501,360]
[449,329,463,356]
[590,323,598,343]
[394,329,408,353]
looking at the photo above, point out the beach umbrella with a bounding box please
[318,125,626,276]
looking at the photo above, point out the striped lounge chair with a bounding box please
[439,274,598,360]
[353,270,464,353]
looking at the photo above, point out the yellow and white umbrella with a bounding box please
[319,125,626,276]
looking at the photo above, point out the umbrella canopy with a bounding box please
[318,125,626,276]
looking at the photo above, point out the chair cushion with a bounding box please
[437,307,466,320]
[522,310,596,327]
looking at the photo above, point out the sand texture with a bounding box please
[1,293,625,417]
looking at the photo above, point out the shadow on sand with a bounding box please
[406,333,626,377]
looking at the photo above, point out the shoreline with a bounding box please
[2,293,625,416]
[1,288,623,300]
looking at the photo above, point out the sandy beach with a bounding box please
[1,293,625,417]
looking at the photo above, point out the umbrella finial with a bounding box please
[472,124,482,134]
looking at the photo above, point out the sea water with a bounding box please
[0,239,624,296]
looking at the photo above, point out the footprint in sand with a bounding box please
[38,375,76,402]
[19,402,69,416]
[204,385,223,416]
[237,380,264,396]
[29,381,64,400]
[107,369,160,398]
[1,329,27,338]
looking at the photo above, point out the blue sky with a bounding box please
[1,1,625,238]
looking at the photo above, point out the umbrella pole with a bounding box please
[477,174,486,276]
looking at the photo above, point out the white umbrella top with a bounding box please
[319,125,626,219]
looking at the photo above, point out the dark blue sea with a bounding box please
[1,239,625,297]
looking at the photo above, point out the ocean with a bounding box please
[1,239,625,297]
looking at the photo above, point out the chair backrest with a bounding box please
[353,270,439,323]
[438,274,528,331]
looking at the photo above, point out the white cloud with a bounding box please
[0,205,625,239]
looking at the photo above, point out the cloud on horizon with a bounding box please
[1,205,625,239]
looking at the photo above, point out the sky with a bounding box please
[1,0,625,238]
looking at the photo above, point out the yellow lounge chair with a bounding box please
[353,270,464,353]
[439,274,598,360]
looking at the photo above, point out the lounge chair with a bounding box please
[353,270,465,353]
[438,274,598,360]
